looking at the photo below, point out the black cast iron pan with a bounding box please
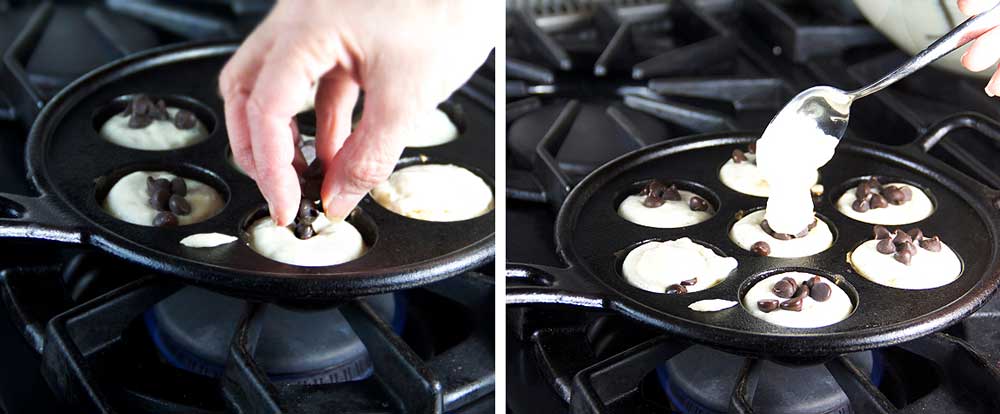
[0,41,494,303]
[507,102,1000,362]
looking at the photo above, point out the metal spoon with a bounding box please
[768,3,1000,141]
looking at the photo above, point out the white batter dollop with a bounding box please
[180,233,237,248]
[730,210,834,258]
[617,190,713,228]
[836,183,934,225]
[247,214,366,267]
[688,299,738,312]
[102,171,224,226]
[756,109,841,235]
[371,164,493,222]
[743,272,854,328]
[849,238,962,290]
[622,238,738,294]
[100,108,209,150]
[719,152,820,198]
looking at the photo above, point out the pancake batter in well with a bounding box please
[836,180,933,225]
[743,272,853,328]
[247,214,367,267]
[100,96,208,150]
[621,238,737,294]
[719,144,820,198]
[849,226,961,289]
[371,164,493,221]
[103,171,223,226]
[730,210,834,258]
[617,181,714,228]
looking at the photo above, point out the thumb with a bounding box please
[320,86,417,220]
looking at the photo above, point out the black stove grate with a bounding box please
[1,256,494,413]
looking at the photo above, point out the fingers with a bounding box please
[987,63,1000,96]
[959,0,998,16]
[314,71,360,170]
[219,24,276,180]
[321,86,413,220]
[963,26,1000,71]
[246,36,339,226]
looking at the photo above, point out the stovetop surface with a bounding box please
[0,1,494,413]
[507,1,1000,413]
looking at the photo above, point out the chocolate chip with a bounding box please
[732,149,748,163]
[681,278,698,286]
[689,196,709,212]
[794,227,810,238]
[899,240,918,256]
[153,211,178,227]
[662,184,682,201]
[751,241,771,256]
[757,299,779,313]
[874,225,892,240]
[852,197,870,212]
[867,177,882,191]
[128,113,152,129]
[173,109,197,130]
[894,250,913,265]
[298,199,320,224]
[780,297,804,312]
[920,236,942,252]
[877,238,897,254]
[665,284,687,295]
[152,99,169,121]
[793,282,810,299]
[805,276,822,288]
[855,183,872,199]
[149,188,171,211]
[293,222,315,240]
[907,228,924,242]
[129,95,153,116]
[760,220,792,240]
[900,186,913,201]
[884,186,906,205]
[869,193,888,209]
[892,230,911,245]
[810,283,832,302]
[168,195,191,215]
[642,194,666,208]
[170,177,187,196]
[748,142,757,153]
[147,177,170,195]
[303,159,325,179]
[772,279,796,298]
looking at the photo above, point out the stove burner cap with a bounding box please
[660,346,879,414]
[145,287,399,384]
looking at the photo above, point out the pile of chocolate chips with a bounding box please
[639,180,710,212]
[664,277,698,295]
[759,218,818,240]
[292,198,321,240]
[757,275,831,313]
[146,176,191,227]
[730,142,757,164]
[122,95,197,130]
[872,225,942,265]
[851,177,913,213]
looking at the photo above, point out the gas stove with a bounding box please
[506,1,1000,413]
[0,2,494,413]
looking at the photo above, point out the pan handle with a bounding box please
[506,262,608,309]
[0,192,83,244]
[913,113,1000,191]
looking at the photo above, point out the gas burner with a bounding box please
[146,287,400,384]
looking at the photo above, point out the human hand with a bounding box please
[958,0,1000,96]
[220,0,493,225]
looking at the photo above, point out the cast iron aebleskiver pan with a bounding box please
[0,42,494,303]
[507,120,1000,362]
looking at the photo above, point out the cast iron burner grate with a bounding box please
[508,311,1000,414]
[506,0,795,201]
[1,246,495,413]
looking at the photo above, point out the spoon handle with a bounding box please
[851,3,1000,99]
